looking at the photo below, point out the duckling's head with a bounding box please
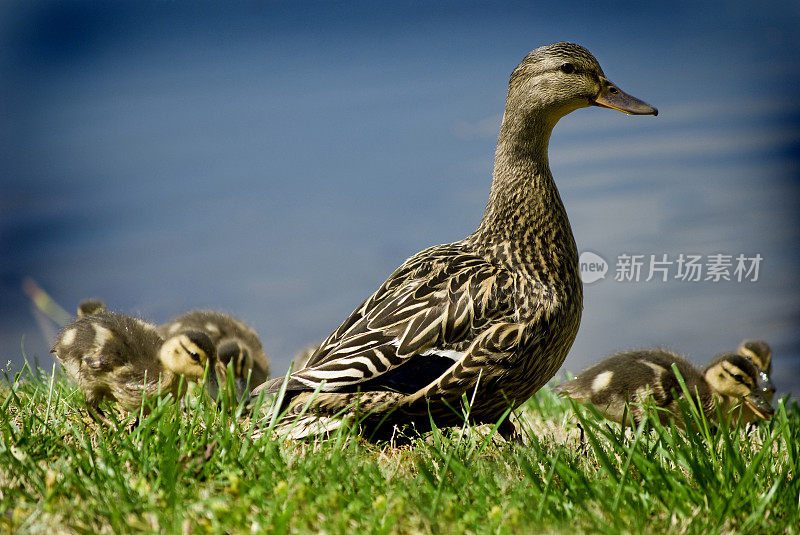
[704,353,774,420]
[77,299,107,317]
[737,339,775,401]
[506,42,657,127]
[159,331,224,397]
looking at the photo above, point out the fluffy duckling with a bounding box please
[554,349,773,427]
[52,311,223,426]
[158,311,269,393]
[77,298,107,318]
[704,352,774,422]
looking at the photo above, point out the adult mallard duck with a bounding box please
[736,339,776,424]
[52,311,224,426]
[255,42,657,441]
[158,310,270,393]
[554,349,774,426]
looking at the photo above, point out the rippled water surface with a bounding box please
[2,2,798,396]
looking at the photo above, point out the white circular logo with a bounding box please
[579,251,608,284]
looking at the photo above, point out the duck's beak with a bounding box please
[592,77,658,116]
[743,391,774,420]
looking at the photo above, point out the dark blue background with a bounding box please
[2,1,798,395]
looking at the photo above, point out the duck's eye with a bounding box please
[734,374,744,383]
[559,62,576,74]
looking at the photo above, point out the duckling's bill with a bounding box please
[201,360,228,401]
[744,391,774,419]
[591,79,658,116]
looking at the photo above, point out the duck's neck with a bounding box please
[470,109,579,289]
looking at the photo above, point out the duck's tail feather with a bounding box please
[251,413,346,440]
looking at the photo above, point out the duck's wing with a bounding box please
[266,244,516,395]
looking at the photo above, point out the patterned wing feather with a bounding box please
[268,244,515,396]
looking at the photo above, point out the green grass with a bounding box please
[1,362,798,534]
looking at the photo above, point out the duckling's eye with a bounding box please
[733,374,744,383]
[559,62,576,74]
[179,341,202,363]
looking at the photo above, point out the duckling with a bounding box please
[254,42,657,441]
[735,339,775,424]
[554,349,773,427]
[52,311,223,426]
[77,298,107,317]
[704,352,774,422]
[158,310,269,393]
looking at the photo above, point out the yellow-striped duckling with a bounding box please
[52,311,224,426]
[158,310,269,395]
[554,349,774,427]
[716,339,776,424]
[704,352,774,422]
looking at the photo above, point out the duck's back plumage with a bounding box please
[290,244,516,389]
[260,238,580,438]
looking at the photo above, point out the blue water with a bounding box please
[2,2,799,396]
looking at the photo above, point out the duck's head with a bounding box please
[737,339,775,401]
[159,330,226,398]
[704,353,774,420]
[507,42,657,126]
